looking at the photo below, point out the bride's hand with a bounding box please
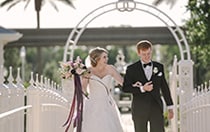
[83,91,89,99]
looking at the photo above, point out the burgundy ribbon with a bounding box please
[63,74,84,132]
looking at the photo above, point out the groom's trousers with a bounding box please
[132,100,165,132]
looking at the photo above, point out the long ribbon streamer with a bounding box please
[63,75,112,132]
[63,74,84,132]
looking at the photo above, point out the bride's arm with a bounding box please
[81,75,89,94]
[108,65,123,86]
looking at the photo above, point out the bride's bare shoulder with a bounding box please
[107,65,117,72]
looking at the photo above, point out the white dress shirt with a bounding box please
[139,61,153,93]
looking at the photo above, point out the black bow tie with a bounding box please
[143,62,152,68]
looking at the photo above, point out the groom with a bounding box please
[122,40,174,132]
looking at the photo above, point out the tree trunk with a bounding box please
[36,11,40,29]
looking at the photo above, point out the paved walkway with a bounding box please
[116,99,171,132]
[121,112,134,132]
[120,112,171,132]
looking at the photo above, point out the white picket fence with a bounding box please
[179,83,210,132]
[1,57,210,132]
[0,66,70,132]
[169,56,210,132]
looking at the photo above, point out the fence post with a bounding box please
[26,72,41,132]
[0,65,9,132]
[14,67,25,132]
[6,66,19,132]
[178,60,194,132]
[169,56,178,132]
[61,79,74,132]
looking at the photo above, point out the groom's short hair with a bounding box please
[136,40,152,52]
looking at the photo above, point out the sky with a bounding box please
[0,0,189,29]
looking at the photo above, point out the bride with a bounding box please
[81,47,124,132]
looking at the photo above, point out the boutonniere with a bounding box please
[153,67,163,76]
[153,67,158,74]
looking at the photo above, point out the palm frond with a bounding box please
[1,0,75,10]
[152,0,164,6]
[49,1,59,11]
[0,0,14,7]
[61,0,75,9]
[152,0,177,9]
[7,1,21,10]
[0,0,25,10]
[24,0,31,10]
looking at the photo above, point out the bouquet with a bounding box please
[59,56,90,79]
[60,56,90,132]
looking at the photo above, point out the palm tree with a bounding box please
[152,0,177,8]
[0,0,75,29]
[1,0,75,76]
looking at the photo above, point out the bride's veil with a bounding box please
[85,55,91,68]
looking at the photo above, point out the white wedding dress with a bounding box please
[81,75,124,132]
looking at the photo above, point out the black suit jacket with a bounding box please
[122,60,173,116]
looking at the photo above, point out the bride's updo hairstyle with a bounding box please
[89,47,108,67]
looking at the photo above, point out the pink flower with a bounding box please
[59,56,90,79]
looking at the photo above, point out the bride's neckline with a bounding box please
[91,74,111,80]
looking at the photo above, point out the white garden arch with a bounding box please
[63,0,191,62]
[62,1,194,132]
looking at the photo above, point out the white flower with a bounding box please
[157,72,162,76]
[153,67,158,74]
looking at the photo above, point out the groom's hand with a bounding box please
[168,109,174,120]
[132,81,142,88]
[143,81,153,92]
